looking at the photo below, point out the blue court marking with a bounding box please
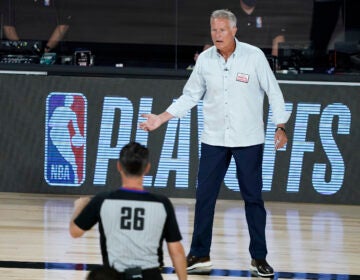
[0,261,358,279]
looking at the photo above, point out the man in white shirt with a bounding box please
[140,9,290,277]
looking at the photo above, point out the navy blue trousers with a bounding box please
[189,143,268,260]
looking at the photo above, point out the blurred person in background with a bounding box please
[1,0,72,53]
[193,0,286,61]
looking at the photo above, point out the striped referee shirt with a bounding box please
[74,188,182,272]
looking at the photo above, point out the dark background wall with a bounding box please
[0,0,314,46]
[0,73,359,205]
[2,0,359,70]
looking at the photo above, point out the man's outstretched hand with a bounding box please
[139,114,162,131]
[139,112,173,132]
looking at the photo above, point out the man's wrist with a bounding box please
[160,111,174,124]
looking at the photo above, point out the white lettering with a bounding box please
[313,103,350,194]
[51,164,70,180]
[94,97,133,185]
[262,102,293,191]
[135,97,154,187]
[287,103,319,192]
[154,99,191,188]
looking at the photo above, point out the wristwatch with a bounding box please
[275,127,286,133]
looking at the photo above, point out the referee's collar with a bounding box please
[120,186,148,193]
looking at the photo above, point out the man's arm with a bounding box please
[3,26,20,41]
[271,34,285,57]
[45,24,69,52]
[167,241,187,280]
[69,196,91,238]
[139,111,174,132]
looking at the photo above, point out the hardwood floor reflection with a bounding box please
[0,192,359,279]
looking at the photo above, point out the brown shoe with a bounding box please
[187,255,212,270]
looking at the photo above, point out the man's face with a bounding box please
[241,0,257,8]
[210,18,237,52]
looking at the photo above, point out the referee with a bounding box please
[69,142,187,280]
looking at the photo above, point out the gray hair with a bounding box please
[210,9,237,28]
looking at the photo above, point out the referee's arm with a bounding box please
[69,197,91,238]
[167,241,187,280]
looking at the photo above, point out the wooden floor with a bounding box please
[0,192,359,280]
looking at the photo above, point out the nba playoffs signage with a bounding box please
[0,74,359,204]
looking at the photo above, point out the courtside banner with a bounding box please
[0,74,359,205]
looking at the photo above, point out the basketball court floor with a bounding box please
[0,192,359,279]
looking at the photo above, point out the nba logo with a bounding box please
[256,16,263,29]
[44,92,87,186]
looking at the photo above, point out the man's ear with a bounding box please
[232,26,238,37]
[117,161,122,173]
[144,163,151,175]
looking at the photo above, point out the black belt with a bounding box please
[120,267,161,280]
[90,266,162,280]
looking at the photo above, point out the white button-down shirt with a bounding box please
[167,39,291,147]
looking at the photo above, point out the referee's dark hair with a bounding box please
[119,142,150,176]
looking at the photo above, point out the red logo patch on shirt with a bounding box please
[236,73,249,83]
